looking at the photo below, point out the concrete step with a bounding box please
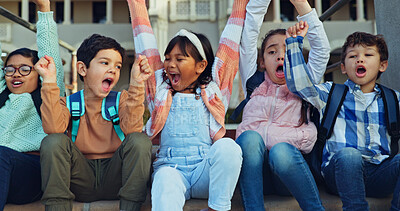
[6,129,392,210]
[4,187,392,211]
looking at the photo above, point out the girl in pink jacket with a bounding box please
[235,0,330,210]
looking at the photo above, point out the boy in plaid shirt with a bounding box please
[285,27,400,210]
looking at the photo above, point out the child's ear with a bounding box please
[260,59,266,69]
[379,60,388,73]
[77,61,87,78]
[195,60,208,75]
[341,63,347,75]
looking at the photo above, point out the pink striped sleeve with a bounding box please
[127,0,163,103]
[214,0,248,106]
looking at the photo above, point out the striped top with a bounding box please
[127,0,248,141]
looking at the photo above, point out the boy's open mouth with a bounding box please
[102,78,113,92]
[275,64,285,79]
[356,65,367,77]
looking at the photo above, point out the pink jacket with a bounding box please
[236,74,317,153]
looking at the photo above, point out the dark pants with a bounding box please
[0,146,42,210]
[40,132,152,211]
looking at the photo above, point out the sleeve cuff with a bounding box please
[297,8,318,22]
[42,82,59,89]
[37,11,54,24]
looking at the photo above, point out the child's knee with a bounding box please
[269,142,299,169]
[336,147,362,158]
[124,132,152,152]
[214,138,242,156]
[391,154,400,166]
[40,133,70,153]
[270,142,295,157]
[236,130,264,153]
[212,138,242,166]
[334,147,363,167]
[152,167,185,193]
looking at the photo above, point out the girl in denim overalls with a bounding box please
[127,0,247,210]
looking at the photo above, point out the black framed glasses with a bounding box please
[2,65,33,77]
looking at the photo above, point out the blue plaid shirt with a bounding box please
[284,36,400,168]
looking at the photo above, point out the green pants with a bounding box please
[40,132,152,211]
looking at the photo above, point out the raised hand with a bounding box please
[290,0,312,16]
[34,55,57,83]
[286,21,309,39]
[130,55,153,85]
[32,0,50,12]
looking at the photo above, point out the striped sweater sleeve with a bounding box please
[36,11,65,96]
[127,0,163,107]
[213,0,248,109]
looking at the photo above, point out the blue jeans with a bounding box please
[0,146,42,210]
[236,130,324,211]
[322,147,400,211]
[151,138,242,211]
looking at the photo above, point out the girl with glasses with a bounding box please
[0,0,64,209]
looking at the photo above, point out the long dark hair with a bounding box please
[163,31,214,94]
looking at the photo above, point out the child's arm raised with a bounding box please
[291,0,330,84]
[126,0,163,106]
[291,0,312,16]
[36,56,71,134]
[239,0,271,97]
[130,55,153,85]
[119,55,153,134]
[284,35,330,111]
[34,0,65,96]
[214,0,248,109]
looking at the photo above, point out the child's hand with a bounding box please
[290,0,312,16]
[286,21,309,38]
[130,55,153,85]
[33,0,50,12]
[34,55,57,83]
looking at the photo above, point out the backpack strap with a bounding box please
[102,91,125,141]
[230,70,265,121]
[31,86,42,118]
[378,84,400,157]
[317,83,348,143]
[66,90,85,143]
[0,88,11,109]
[306,83,348,184]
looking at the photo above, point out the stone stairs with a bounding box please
[4,129,393,210]
[4,187,392,211]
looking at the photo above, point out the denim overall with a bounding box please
[151,92,242,211]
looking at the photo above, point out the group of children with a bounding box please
[1,0,399,210]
